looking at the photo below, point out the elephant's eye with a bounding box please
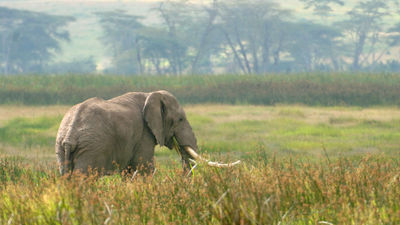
[179,117,184,122]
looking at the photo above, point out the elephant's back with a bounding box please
[56,103,82,146]
[73,98,144,167]
[55,97,107,149]
[73,98,137,140]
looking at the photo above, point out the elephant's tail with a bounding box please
[60,141,75,175]
[59,105,82,175]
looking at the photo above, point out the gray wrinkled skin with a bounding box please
[55,91,198,175]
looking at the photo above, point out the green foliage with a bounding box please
[1,73,400,106]
[96,10,144,74]
[91,0,400,74]
[0,7,74,74]
[299,0,344,16]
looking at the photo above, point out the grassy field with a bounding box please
[0,104,399,224]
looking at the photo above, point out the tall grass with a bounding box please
[0,155,399,224]
[1,73,400,106]
[1,105,400,224]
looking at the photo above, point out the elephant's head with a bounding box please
[143,90,198,168]
[143,90,241,170]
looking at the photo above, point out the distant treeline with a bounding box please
[1,0,400,75]
[1,73,400,106]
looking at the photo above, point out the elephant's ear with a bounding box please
[143,92,165,146]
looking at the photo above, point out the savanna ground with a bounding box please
[0,104,399,224]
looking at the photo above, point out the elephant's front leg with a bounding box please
[131,130,157,175]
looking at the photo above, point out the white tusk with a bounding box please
[184,146,241,168]
[206,160,241,168]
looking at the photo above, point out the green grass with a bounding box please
[0,104,400,224]
[185,105,400,158]
[1,105,400,158]
[0,116,61,148]
[1,73,400,106]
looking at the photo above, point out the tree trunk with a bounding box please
[352,31,366,70]
[151,56,162,75]
[251,45,259,74]
[135,38,143,74]
[2,33,10,75]
[234,26,252,74]
[221,28,247,74]
[261,31,270,73]
[191,9,217,74]
[273,38,283,66]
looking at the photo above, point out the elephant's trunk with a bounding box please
[183,146,241,168]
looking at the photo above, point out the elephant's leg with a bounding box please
[130,131,157,175]
[72,147,114,175]
[131,147,155,175]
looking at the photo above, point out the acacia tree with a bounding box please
[96,10,144,74]
[299,0,344,16]
[153,1,191,75]
[287,22,343,71]
[0,7,73,74]
[94,0,399,74]
[388,23,400,49]
[337,0,394,70]
[215,0,290,74]
[187,1,221,74]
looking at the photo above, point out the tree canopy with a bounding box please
[0,7,74,74]
[1,0,400,75]
[95,0,400,75]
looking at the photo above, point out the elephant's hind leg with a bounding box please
[72,147,114,175]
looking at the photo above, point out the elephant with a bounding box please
[55,90,239,176]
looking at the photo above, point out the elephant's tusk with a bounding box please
[184,146,241,168]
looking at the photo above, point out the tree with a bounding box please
[139,27,185,75]
[299,0,344,16]
[215,0,290,74]
[287,22,343,71]
[94,0,399,74]
[0,7,74,74]
[96,10,144,75]
[337,0,393,70]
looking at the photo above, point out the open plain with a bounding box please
[0,104,399,224]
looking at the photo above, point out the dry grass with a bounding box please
[0,155,399,224]
[0,104,400,224]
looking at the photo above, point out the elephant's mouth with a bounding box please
[171,137,240,168]
[165,138,175,149]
